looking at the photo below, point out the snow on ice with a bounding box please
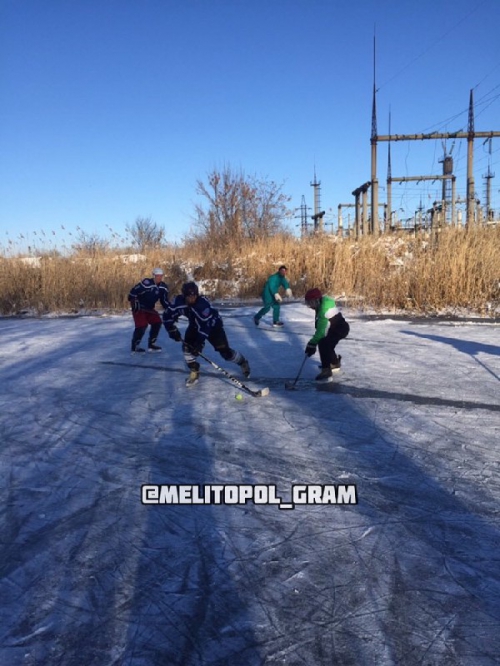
[0,303,499,665]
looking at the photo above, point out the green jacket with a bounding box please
[309,296,340,345]
[261,272,290,304]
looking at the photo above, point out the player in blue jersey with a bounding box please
[128,268,170,353]
[163,282,250,385]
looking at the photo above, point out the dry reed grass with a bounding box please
[0,227,498,315]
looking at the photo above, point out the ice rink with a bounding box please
[1,304,499,665]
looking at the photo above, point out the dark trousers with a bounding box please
[318,316,350,367]
[183,321,236,370]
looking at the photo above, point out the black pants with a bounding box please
[318,315,350,368]
[183,321,237,370]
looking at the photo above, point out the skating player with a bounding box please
[253,265,292,327]
[164,282,251,386]
[128,268,170,353]
[304,288,350,382]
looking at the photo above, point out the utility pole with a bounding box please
[337,203,355,237]
[310,169,325,232]
[416,199,424,231]
[483,138,495,222]
[387,117,392,232]
[439,141,454,224]
[352,182,371,238]
[370,36,380,236]
[466,90,475,227]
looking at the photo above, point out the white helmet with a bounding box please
[152,267,164,277]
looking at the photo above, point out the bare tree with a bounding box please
[193,166,292,246]
[71,232,110,256]
[126,216,165,251]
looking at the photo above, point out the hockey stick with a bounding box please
[181,338,270,397]
[197,350,269,397]
[285,355,307,390]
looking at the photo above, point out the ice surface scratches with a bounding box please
[0,309,499,665]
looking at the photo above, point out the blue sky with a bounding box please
[1,0,499,252]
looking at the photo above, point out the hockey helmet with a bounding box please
[152,267,164,277]
[181,281,199,298]
[305,287,322,302]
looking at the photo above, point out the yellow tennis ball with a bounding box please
[235,393,243,401]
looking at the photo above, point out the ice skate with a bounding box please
[239,358,251,378]
[315,367,333,383]
[185,369,200,386]
[131,344,146,354]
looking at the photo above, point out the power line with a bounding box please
[473,60,500,92]
[475,90,500,122]
[377,0,488,93]
[421,83,500,134]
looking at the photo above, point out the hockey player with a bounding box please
[163,281,251,386]
[254,265,292,327]
[304,288,350,382]
[128,268,170,353]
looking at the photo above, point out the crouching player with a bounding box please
[304,288,350,382]
[164,282,251,386]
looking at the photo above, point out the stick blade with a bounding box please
[257,387,270,397]
[285,382,297,390]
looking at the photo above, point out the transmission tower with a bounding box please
[310,169,325,232]
[295,195,311,236]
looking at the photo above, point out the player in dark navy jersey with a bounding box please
[128,268,170,353]
[163,281,250,385]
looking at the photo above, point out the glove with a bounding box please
[130,298,140,313]
[285,288,292,298]
[274,293,282,303]
[305,342,317,357]
[168,327,181,342]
